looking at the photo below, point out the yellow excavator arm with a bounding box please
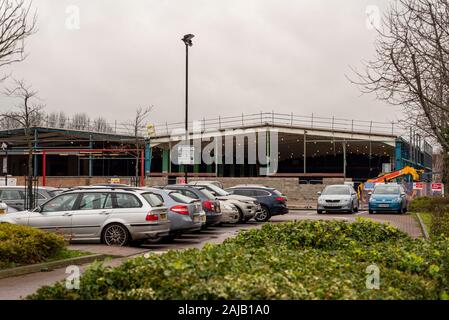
[357,166,424,196]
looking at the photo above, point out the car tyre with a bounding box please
[369,209,374,214]
[236,207,245,223]
[102,223,130,247]
[255,205,271,222]
[317,210,323,214]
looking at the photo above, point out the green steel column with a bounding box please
[194,164,200,173]
[206,164,213,173]
[162,148,170,173]
[144,141,152,174]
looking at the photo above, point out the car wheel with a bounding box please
[102,223,130,247]
[317,210,323,214]
[255,205,271,222]
[236,207,245,223]
[369,209,374,214]
[228,209,240,224]
[354,205,359,213]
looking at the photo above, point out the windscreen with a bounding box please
[204,184,229,196]
[196,188,216,200]
[373,185,400,195]
[322,186,350,195]
[141,193,164,207]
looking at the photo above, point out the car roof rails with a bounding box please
[64,186,142,192]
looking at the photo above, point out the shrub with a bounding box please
[29,219,449,300]
[0,223,66,269]
[409,197,449,239]
[409,196,449,212]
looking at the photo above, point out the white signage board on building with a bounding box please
[0,178,17,186]
[178,146,195,165]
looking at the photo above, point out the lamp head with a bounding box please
[182,34,195,46]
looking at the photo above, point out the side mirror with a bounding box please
[368,192,372,196]
[34,206,42,213]
[317,192,322,196]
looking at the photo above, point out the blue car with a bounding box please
[226,185,288,222]
[368,184,408,214]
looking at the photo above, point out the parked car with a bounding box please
[144,187,205,241]
[217,200,240,224]
[188,181,259,222]
[0,186,64,211]
[163,185,222,226]
[0,202,7,215]
[188,180,224,189]
[368,183,408,214]
[226,185,289,222]
[317,184,359,214]
[0,188,171,246]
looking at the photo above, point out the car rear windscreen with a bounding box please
[169,192,195,204]
[141,193,164,207]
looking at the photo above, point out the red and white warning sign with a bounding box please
[431,183,444,192]
[413,182,424,190]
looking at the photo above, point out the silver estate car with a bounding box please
[317,184,359,214]
[0,188,171,246]
[188,182,259,222]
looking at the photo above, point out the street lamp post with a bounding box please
[182,34,194,184]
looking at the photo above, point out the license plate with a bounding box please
[379,204,390,208]
[0,209,5,215]
[201,215,207,222]
[160,213,167,221]
[325,203,340,207]
[193,215,200,223]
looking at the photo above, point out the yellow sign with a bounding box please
[110,178,121,184]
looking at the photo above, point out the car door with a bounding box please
[70,192,113,239]
[28,193,80,238]
[0,189,25,210]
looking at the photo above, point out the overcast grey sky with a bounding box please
[1,0,399,126]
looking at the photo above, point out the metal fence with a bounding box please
[152,112,402,137]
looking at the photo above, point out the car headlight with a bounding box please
[395,197,402,203]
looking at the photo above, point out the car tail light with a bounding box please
[202,200,213,211]
[276,197,286,202]
[170,205,189,215]
[146,213,159,221]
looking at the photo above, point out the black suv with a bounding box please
[226,185,288,222]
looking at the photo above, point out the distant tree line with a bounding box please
[0,110,115,133]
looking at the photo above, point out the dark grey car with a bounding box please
[163,185,222,226]
[144,188,204,240]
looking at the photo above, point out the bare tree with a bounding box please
[93,116,113,133]
[0,0,36,75]
[351,0,449,185]
[125,106,152,185]
[1,79,44,208]
[70,113,90,131]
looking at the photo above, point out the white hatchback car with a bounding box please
[0,188,171,246]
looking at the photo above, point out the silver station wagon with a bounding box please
[0,188,171,246]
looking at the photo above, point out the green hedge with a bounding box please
[29,219,449,300]
[409,197,449,239]
[0,223,66,269]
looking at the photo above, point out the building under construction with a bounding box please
[0,112,433,185]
